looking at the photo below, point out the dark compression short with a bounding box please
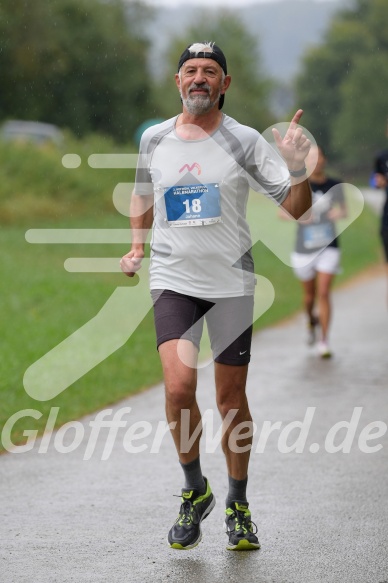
[150,289,254,366]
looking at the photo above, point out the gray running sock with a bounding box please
[179,456,206,494]
[226,475,248,508]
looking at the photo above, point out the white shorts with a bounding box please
[291,247,342,281]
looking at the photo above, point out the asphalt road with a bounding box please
[1,260,387,583]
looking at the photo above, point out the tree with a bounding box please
[295,17,373,156]
[333,53,388,168]
[152,11,275,133]
[0,0,155,142]
[294,0,388,175]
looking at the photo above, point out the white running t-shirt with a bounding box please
[135,114,290,298]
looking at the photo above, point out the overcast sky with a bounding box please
[146,0,338,7]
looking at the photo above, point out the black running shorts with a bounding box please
[150,289,254,366]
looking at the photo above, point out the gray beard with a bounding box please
[181,90,221,115]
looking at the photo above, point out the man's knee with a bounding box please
[216,389,248,420]
[165,381,197,411]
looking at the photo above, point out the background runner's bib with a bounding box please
[295,179,344,254]
[303,222,335,249]
[164,183,222,227]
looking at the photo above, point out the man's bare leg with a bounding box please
[158,339,201,464]
[214,363,252,481]
[160,339,216,549]
[215,362,260,550]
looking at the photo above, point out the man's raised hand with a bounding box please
[272,109,311,171]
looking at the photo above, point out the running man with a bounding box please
[121,41,312,550]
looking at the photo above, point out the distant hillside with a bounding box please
[145,0,354,82]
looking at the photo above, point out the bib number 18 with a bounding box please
[183,198,202,213]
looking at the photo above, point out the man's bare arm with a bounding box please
[281,176,312,220]
[120,193,154,277]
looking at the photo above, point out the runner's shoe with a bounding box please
[307,316,319,345]
[225,501,260,551]
[318,341,332,359]
[168,477,215,550]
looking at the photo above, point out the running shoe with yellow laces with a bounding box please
[225,501,260,551]
[168,477,216,549]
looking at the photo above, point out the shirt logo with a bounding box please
[179,162,201,175]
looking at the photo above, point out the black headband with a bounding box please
[178,43,227,75]
[177,42,227,110]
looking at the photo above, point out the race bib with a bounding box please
[303,223,335,249]
[164,183,221,227]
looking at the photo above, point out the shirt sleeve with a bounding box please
[134,131,154,196]
[243,132,291,205]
